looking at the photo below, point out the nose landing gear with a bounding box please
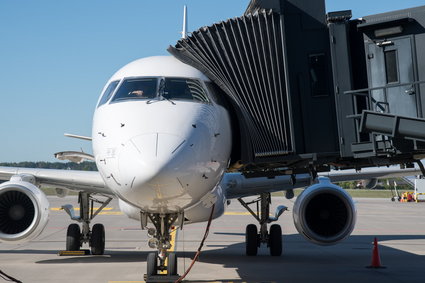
[142,212,182,282]
[239,193,287,256]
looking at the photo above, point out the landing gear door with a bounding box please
[367,37,419,118]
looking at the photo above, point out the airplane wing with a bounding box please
[0,166,111,195]
[224,166,422,199]
[320,166,422,182]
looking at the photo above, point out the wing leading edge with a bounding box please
[223,166,422,199]
[0,166,111,195]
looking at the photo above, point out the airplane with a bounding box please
[0,54,422,279]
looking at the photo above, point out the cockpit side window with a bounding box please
[111,78,157,102]
[98,80,119,107]
[164,78,210,103]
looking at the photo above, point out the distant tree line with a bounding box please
[0,161,97,171]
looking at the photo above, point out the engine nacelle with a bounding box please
[362,178,378,189]
[0,179,50,243]
[293,177,356,245]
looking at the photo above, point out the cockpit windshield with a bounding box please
[110,77,210,104]
[112,78,157,101]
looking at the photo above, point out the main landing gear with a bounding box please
[141,211,183,281]
[238,192,287,256]
[62,192,112,255]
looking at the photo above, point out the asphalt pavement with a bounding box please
[1,196,425,283]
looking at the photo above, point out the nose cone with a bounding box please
[117,133,194,206]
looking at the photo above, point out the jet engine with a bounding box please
[362,178,378,189]
[0,178,49,243]
[293,177,356,245]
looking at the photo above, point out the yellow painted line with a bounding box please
[224,212,252,215]
[53,208,255,215]
[97,211,123,215]
[51,207,114,211]
[159,228,177,275]
[170,228,177,252]
[50,207,122,215]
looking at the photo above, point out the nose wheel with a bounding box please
[167,252,178,276]
[146,252,158,277]
[239,193,286,256]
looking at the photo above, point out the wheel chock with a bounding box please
[58,250,91,256]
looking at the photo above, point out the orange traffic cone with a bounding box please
[367,237,386,268]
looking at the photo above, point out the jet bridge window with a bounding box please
[111,78,157,102]
[98,80,119,107]
[309,53,329,97]
[384,50,399,84]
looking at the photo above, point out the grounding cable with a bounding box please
[0,270,22,283]
[174,204,215,283]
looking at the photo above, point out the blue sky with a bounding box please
[0,0,424,162]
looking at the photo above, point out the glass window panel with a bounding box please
[98,80,119,107]
[112,78,158,102]
[384,50,398,83]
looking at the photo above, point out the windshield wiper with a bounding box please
[146,78,176,105]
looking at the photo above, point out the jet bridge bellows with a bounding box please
[169,10,293,160]
[169,0,339,168]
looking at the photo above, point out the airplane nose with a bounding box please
[117,133,190,194]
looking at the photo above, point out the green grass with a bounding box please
[345,189,399,198]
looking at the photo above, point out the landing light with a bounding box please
[147,228,156,238]
[148,238,159,249]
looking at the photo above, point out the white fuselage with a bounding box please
[92,56,232,214]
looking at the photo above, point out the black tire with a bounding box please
[146,252,158,277]
[66,224,81,251]
[90,223,105,255]
[167,252,178,276]
[269,224,282,256]
[246,224,258,256]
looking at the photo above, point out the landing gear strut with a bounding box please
[238,193,287,256]
[142,211,183,281]
[62,192,111,255]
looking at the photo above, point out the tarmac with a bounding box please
[1,196,425,283]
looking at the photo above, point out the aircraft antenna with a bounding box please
[181,5,187,39]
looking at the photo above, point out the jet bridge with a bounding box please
[169,0,425,176]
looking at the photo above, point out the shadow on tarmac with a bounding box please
[2,233,424,282]
[196,234,425,283]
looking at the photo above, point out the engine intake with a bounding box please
[293,177,356,245]
[0,179,49,243]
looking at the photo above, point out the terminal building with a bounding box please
[168,0,425,177]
